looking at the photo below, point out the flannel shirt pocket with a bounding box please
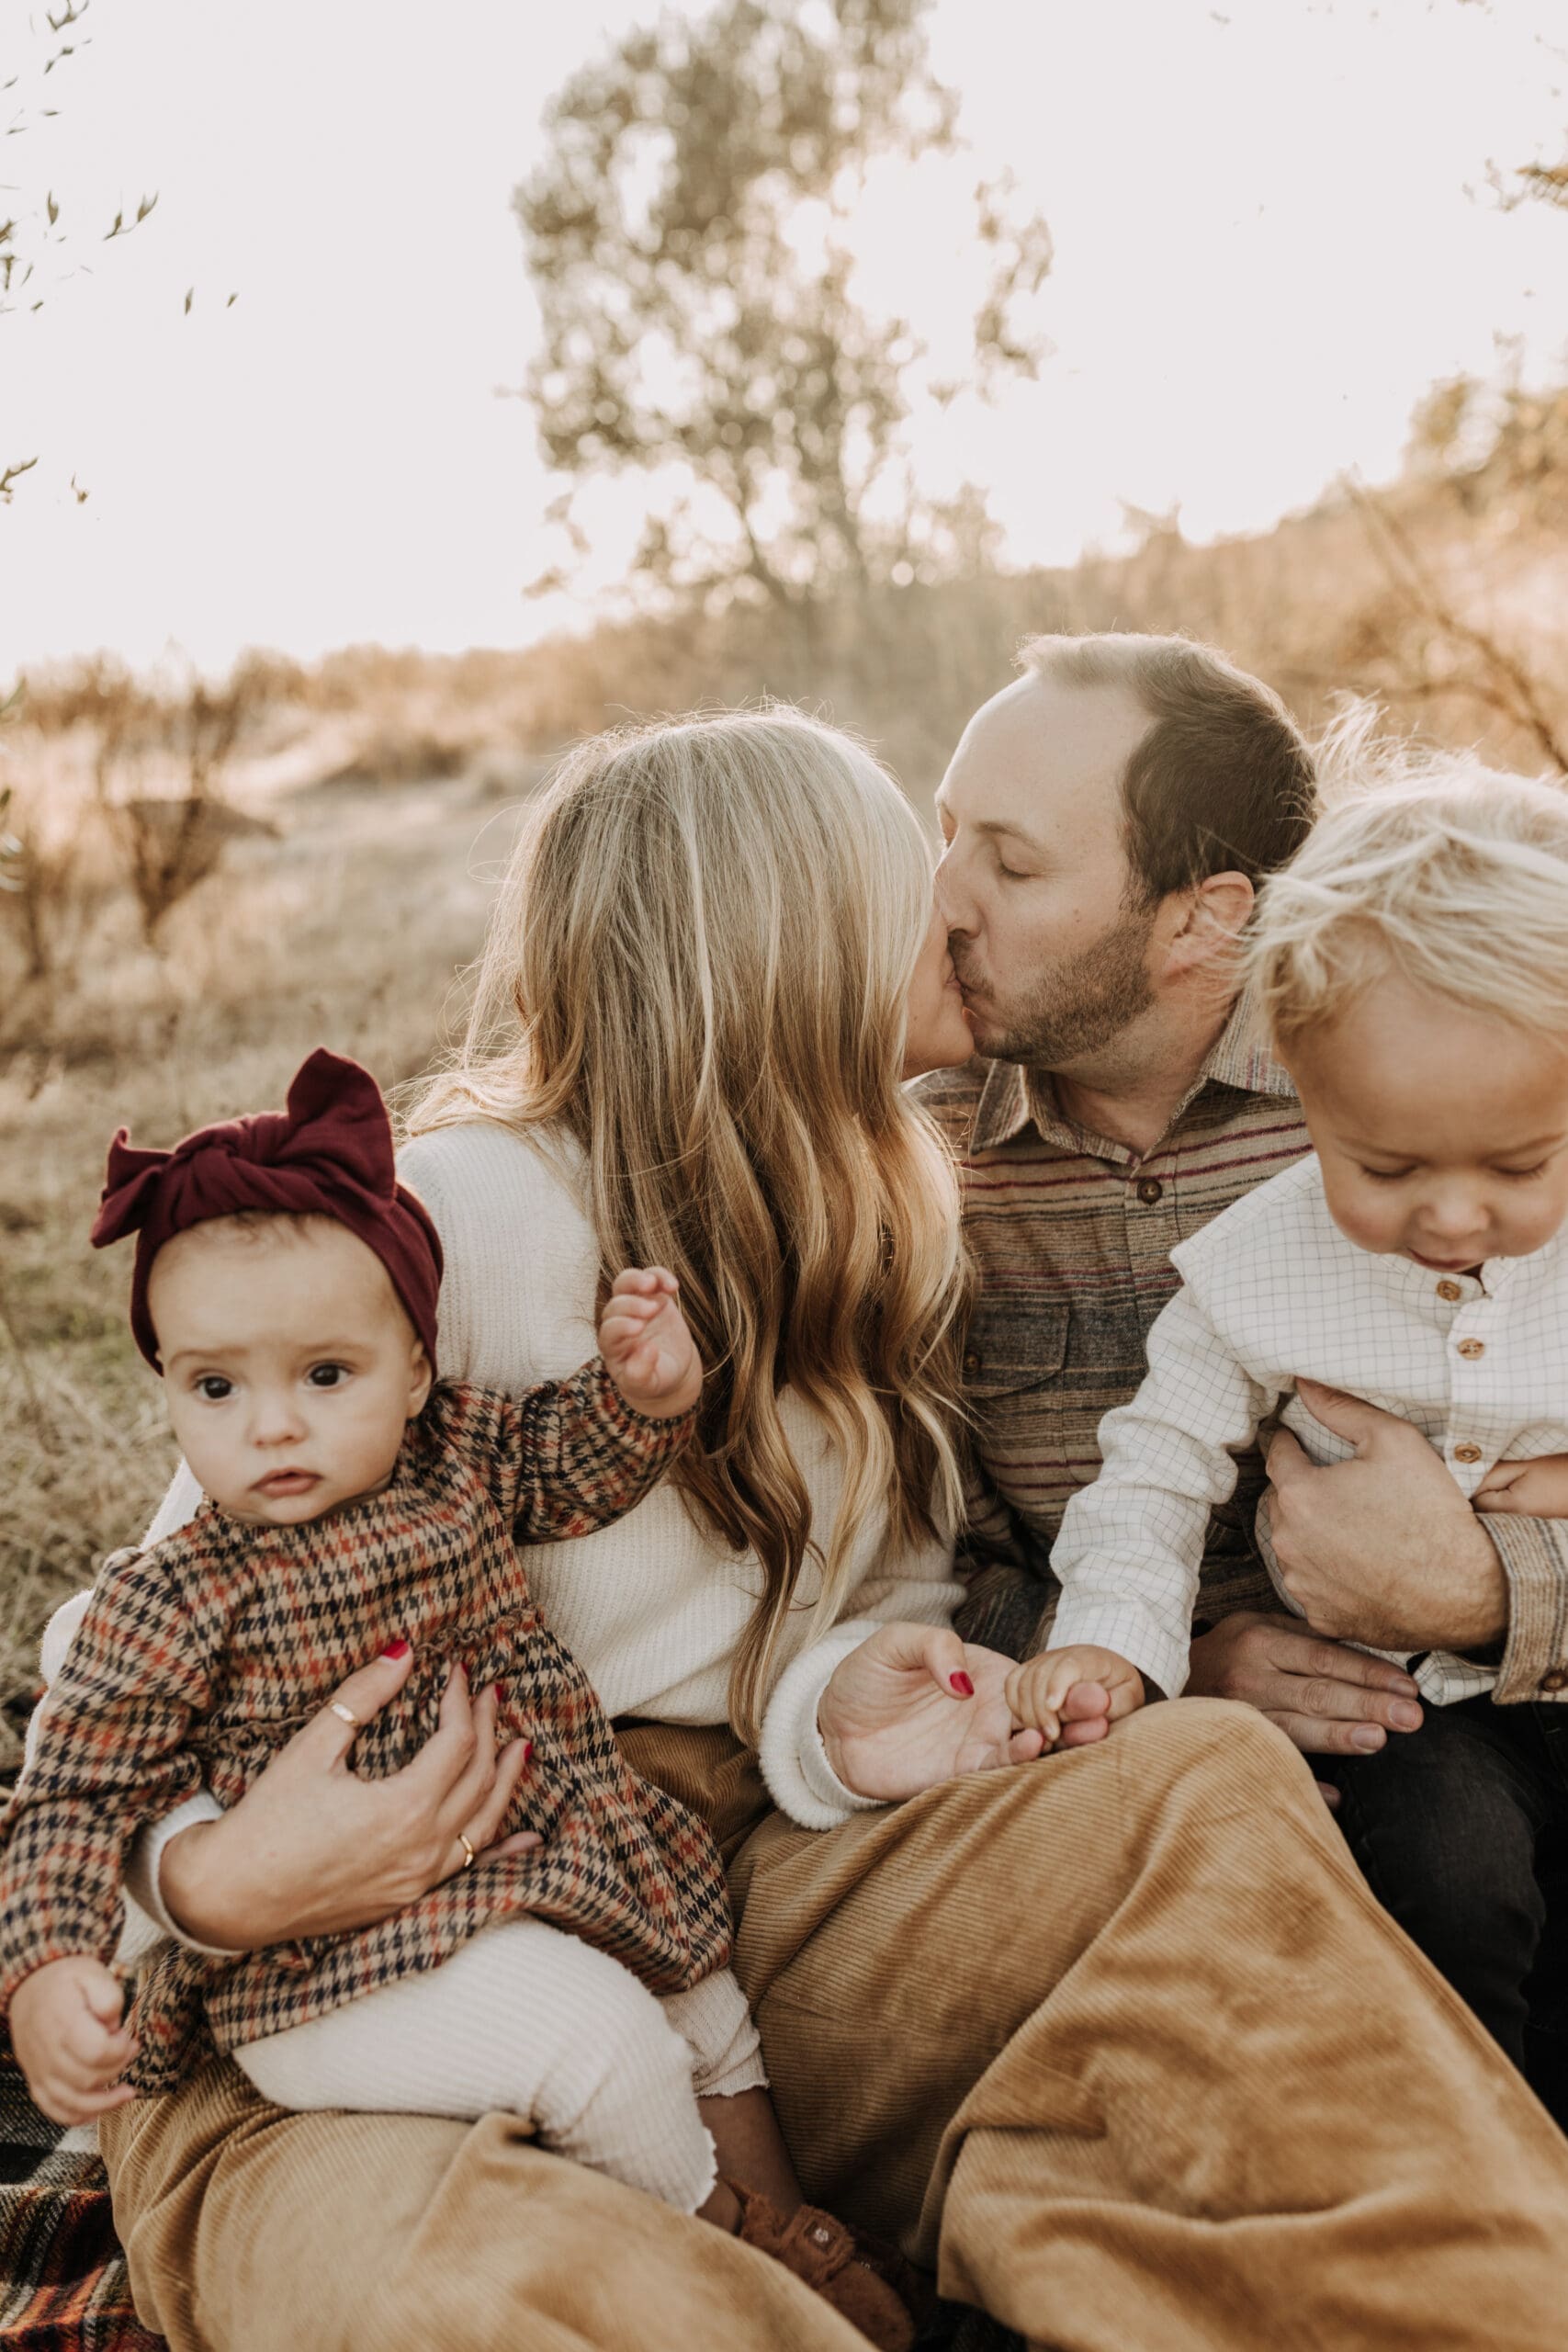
[963,1299,1070,1408]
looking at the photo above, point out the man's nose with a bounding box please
[933,842,976,936]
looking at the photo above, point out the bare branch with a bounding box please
[1345,479,1568,774]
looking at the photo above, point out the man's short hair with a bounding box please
[1018,631,1318,904]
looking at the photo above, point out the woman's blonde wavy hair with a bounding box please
[410,707,967,1738]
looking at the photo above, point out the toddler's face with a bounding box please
[147,1217,434,1525]
[1286,970,1568,1273]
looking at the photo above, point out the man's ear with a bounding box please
[407,1339,435,1419]
[1168,870,1255,975]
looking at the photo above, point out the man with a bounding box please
[917,630,1568,1759]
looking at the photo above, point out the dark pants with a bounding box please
[1326,1694,1568,2127]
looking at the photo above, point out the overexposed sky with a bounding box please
[2,0,1566,672]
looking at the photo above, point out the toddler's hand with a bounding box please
[1472,1453,1568,1520]
[1004,1645,1145,1752]
[9,1956,139,2126]
[599,1268,703,1419]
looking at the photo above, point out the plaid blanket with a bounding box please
[0,2024,164,2352]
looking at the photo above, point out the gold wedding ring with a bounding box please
[329,1702,359,1726]
[457,1832,476,1871]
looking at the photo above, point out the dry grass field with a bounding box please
[4,477,1565,1779]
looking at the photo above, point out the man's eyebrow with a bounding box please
[933,795,1047,855]
[971,815,1049,854]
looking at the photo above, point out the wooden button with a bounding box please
[1136,1177,1164,1205]
[963,1350,981,1376]
[1453,1442,1483,1464]
[1456,1339,1485,1361]
[1540,1668,1568,1694]
[1436,1279,1462,1302]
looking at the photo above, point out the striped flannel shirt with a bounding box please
[1051,1151,1568,1707]
[0,1369,730,2097]
[915,993,1568,1701]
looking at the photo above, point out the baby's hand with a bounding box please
[599,1268,703,1419]
[1004,1645,1145,1752]
[1472,1453,1568,1520]
[9,1956,139,2126]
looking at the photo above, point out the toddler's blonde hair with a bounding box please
[1247,731,1568,1049]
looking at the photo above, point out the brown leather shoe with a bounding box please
[723,2177,918,2351]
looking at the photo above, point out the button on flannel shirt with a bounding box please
[1051,1152,1568,1707]
[916,993,1568,1701]
[0,1369,730,2097]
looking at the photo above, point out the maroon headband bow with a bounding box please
[92,1047,443,1374]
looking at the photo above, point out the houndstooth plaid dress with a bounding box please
[0,1369,732,2097]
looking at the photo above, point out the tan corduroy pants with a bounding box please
[101,1700,1568,2352]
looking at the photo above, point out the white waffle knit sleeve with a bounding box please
[1050,1283,1277,1700]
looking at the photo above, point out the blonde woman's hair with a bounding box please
[1246,729,1568,1048]
[410,707,967,1738]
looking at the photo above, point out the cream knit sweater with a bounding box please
[42,1119,964,1878]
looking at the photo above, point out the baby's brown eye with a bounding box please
[197,1376,232,1402]
[307,1364,347,1388]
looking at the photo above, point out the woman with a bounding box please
[91,712,1568,2352]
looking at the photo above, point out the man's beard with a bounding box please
[958,901,1159,1068]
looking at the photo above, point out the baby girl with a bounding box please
[0,1049,917,2347]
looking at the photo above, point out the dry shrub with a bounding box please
[118,795,280,943]
[0,780,124,1012]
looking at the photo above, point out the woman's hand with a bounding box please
[818,1622,1089,1803]
[158,1645,539,1951]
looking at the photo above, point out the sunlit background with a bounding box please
[3,0,1566,668]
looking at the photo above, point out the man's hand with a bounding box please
[1265,1380,1507,1653]
[9,1957,139,2126]
[1003,1645,1145,1750]
[1185,1611,1424,1756]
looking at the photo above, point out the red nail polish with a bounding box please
[951,1671,975,1696]
[522,1741,534,1762]
[383,1638,410,1659]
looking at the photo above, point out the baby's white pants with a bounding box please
[234,1923,763,2213]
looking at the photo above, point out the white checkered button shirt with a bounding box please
[1050,1152,1568,1707]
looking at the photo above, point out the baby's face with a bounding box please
[147,1217,433,1525]
[1286,970,1568,1272]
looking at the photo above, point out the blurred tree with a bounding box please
[514,0,1051,604]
